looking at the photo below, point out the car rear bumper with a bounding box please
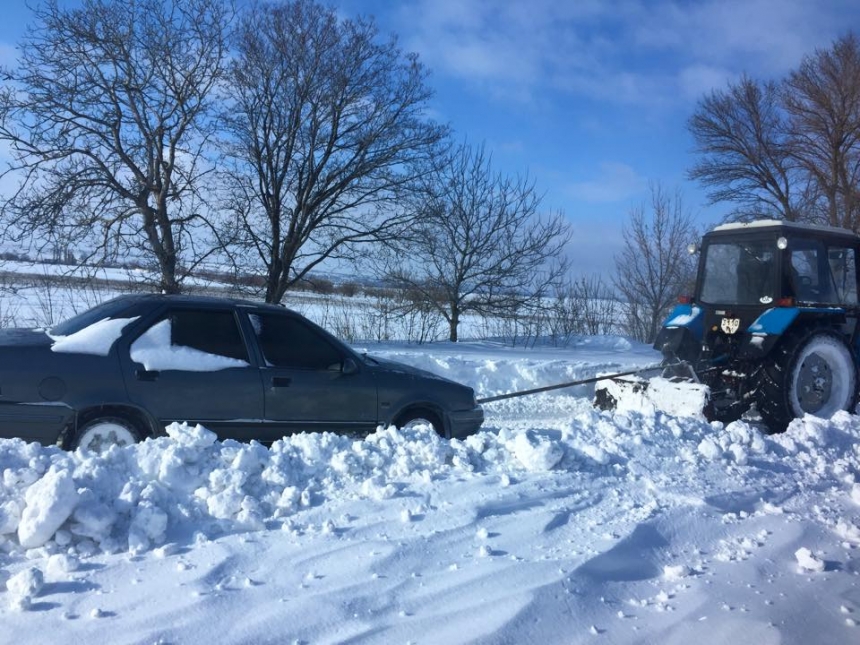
[447,405,484,439]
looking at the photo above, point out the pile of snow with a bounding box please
[1,338,860,643]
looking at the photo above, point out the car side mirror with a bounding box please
[342,357,359,375]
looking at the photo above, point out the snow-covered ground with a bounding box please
[2,336,860,644]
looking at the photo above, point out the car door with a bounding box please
[119,306,265,441]
[245,310,378,437]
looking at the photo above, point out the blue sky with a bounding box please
[1,1,859,276]
[333,0,860,275]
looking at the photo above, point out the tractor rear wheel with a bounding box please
[755,328,857,433]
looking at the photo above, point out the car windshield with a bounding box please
[699,240,778,306]
[50,297,142,336]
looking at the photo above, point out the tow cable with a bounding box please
[476,363,664,404]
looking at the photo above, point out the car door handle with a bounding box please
[135,369,160,382]
[272,376,292,388]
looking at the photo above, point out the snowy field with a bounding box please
[1,334,859,645]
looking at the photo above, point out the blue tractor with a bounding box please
[653,219,860,432]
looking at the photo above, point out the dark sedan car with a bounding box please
[0,294,484,451]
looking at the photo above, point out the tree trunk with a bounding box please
[449,305,459,342]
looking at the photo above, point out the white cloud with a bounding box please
[670,0,844,75]
[388,0,859,107]
[677,64,735,101]
[566,162,647,203]
[564,217,626,277]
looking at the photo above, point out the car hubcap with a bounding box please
[78,422,136,453]
[796,353,833,414]
[402,417,435,431]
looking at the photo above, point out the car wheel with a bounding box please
[74,416,142,453]
[395,409,444,437]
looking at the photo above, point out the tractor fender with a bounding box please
[747,307,800,335]
[653,304,704,361]
[661,303,704,336]
[740,307,848,358]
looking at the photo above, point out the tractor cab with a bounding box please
[653,219,860,430]
[697,220,859,311]
[690,221,860,355]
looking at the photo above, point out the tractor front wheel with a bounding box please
[755,329,857,433]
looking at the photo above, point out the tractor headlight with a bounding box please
[777,236,788,250]
[687,243,698,255]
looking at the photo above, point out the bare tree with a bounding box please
[383,142,571,342]
[688,76,806,220]
[549,274,619,342]
[219,0,447,304]
[0,0,231,294]
[614,184,698,344]
[688,33,860,229]
[784,33,860,230]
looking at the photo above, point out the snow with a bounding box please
[795,547,825,573]
[665,305,701,327]
[1,336,860,644]
[130,319,249,371]
[50,316,138,356]
[713,219,857,236]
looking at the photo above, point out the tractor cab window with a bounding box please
[788,241,857,305]
[789,243,821,301]
[699,240,777,306]
[825,246,857,305]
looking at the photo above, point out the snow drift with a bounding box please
[0,339,858,644]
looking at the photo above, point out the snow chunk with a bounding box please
[795,547,825,572]
[128,503,169,553]
[6,568,44,611]
[696,422,765,463]
[663,564,691,580]
[509,431,564,471]
[46,553,80,577]
[698,437,721,460]
[835,520,860,544]
[0,500,22,534]
[17,468,79,548]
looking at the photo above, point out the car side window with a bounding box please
[169,310,249,362]
[130,309,250,371]
[250,313,343,370]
